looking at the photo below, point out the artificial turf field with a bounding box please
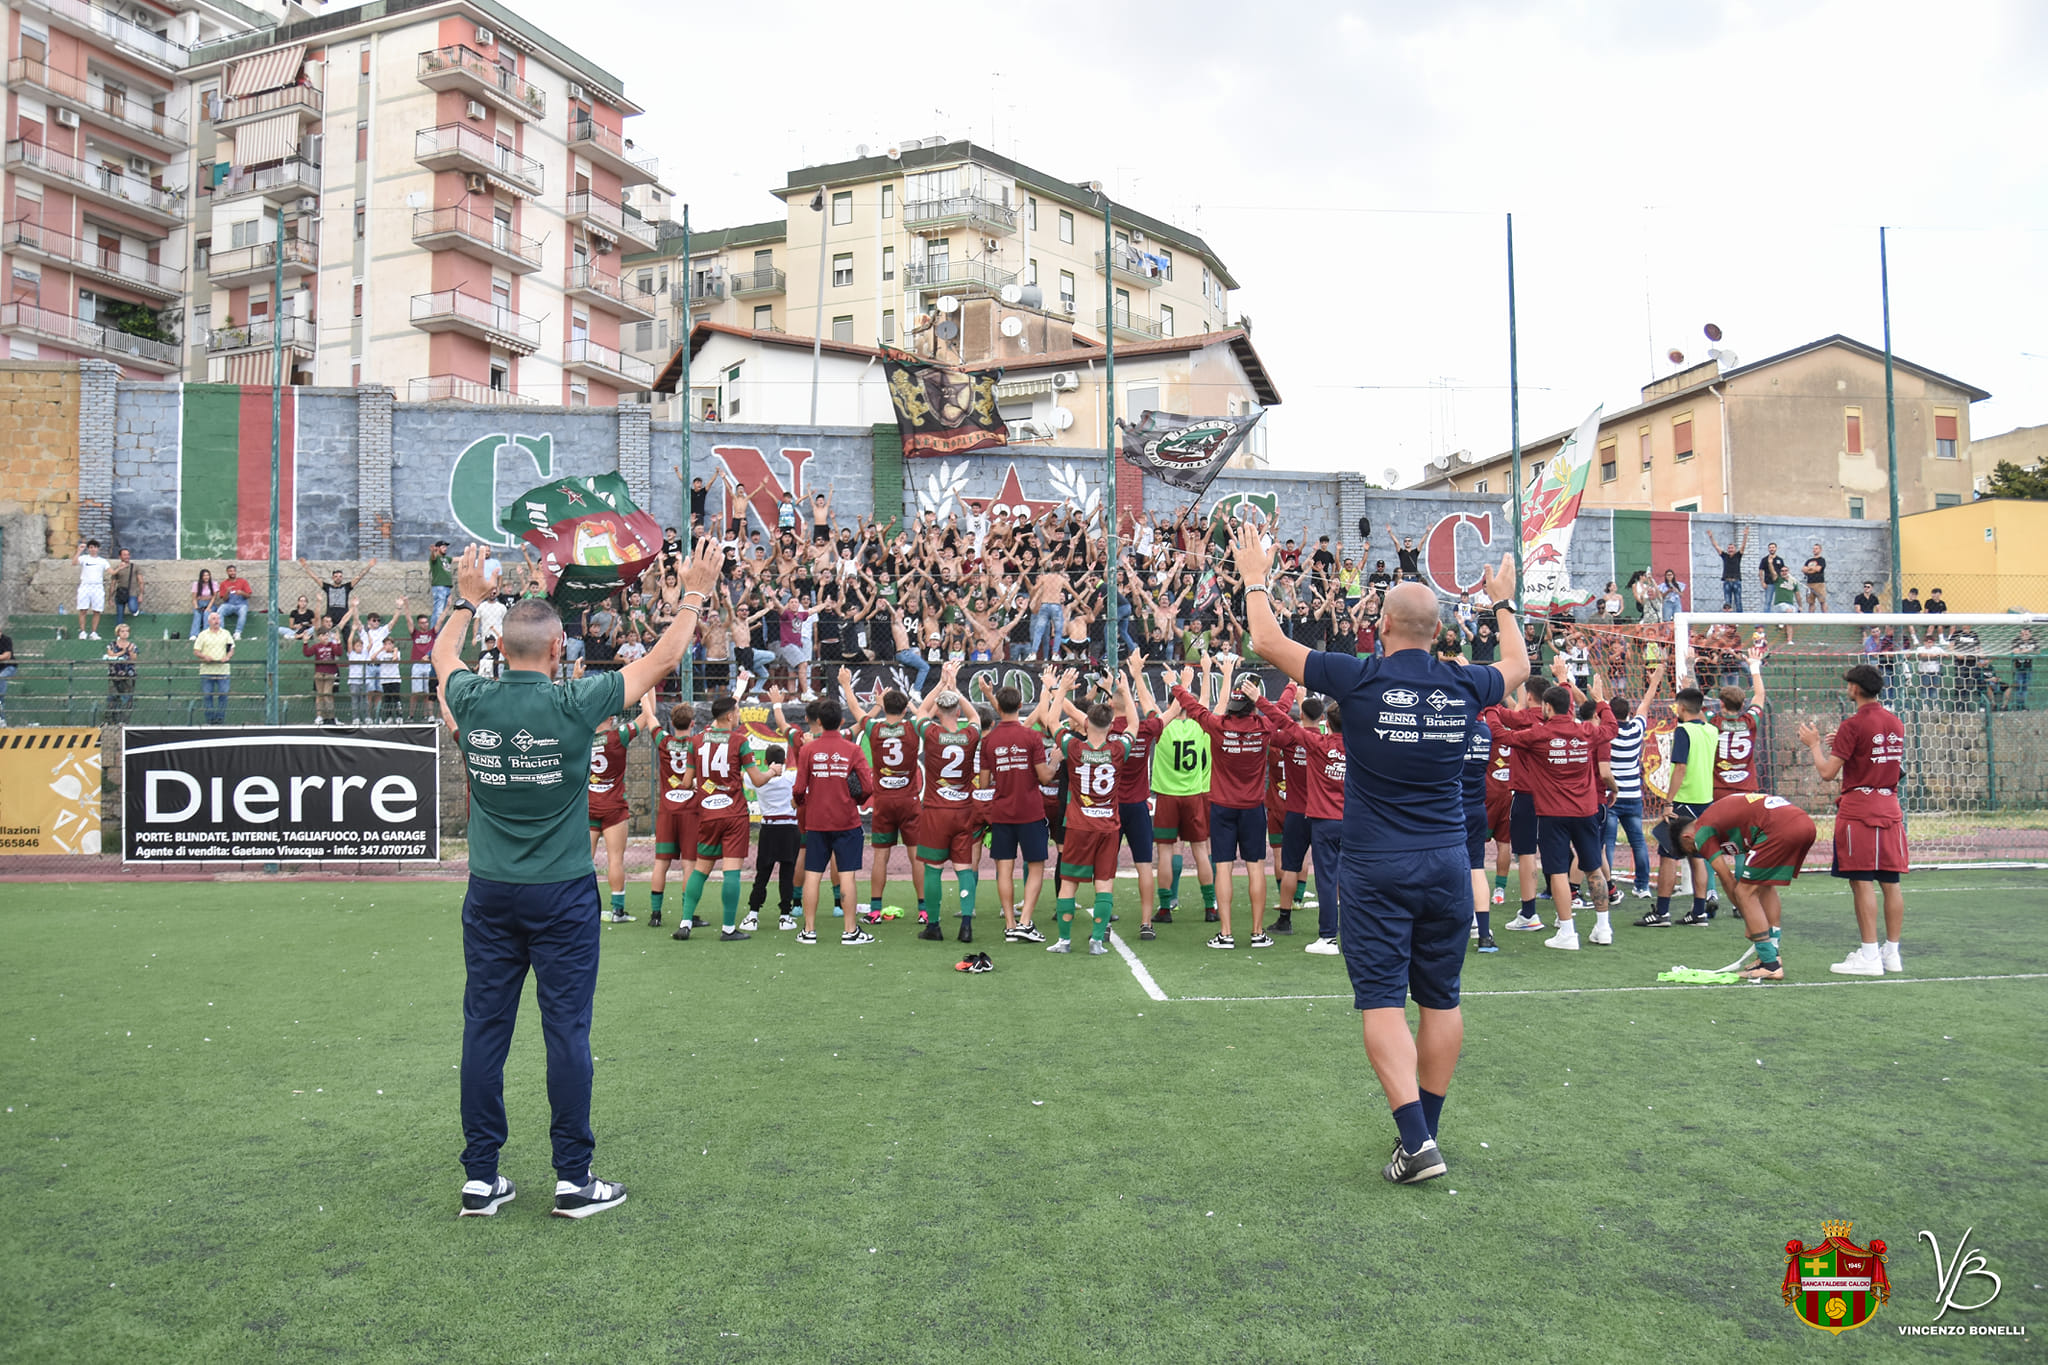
[3,870,2044,1364]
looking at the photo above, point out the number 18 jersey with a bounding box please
[1151,715,1211,797]
[1063,730,1134,831]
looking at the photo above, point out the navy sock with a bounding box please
[1692,897,1707,916]
[1520,899,1537,918]
[1393,1101,1433,1155]
[1475,910,1491,937]
[1656,896,1671,916]
[1419,1088,1446,1139]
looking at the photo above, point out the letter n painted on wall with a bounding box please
[177,385,299,559]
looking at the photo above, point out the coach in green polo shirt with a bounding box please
[434,539,723,1220]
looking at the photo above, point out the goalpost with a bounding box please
[1666,612,2048,866]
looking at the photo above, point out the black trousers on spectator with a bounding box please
[750,823,800,916]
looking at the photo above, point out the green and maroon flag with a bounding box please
[1781,1222,1891,1334]
[500,473,661,611]
[177,384,298,560]
[1120,409,1262,497]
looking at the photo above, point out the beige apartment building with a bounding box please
[2,0,285,373]
[179,0,664,403]
[624,138,1242,417]
[1409,335,1990,521]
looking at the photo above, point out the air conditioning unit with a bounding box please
[983,237,998,253]
[55,108,80,128]
[1130,229,1145,243]
[566,82,584,102]
[1051,371,1079,391]
[465,99,486,120]
[474,26,493,46]
[592,238,611,254]
[295,196,317,213]
[463,173,486,194]
[128,155,150,175]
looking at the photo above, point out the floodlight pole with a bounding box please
[1103,196,1118,675]
[679,203,694,705]
[1506,212,1523,608]
[265,210,284,724]
[1880,225,1903,612]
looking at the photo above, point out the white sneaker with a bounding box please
[1543,928,1581,951]
[1829,949,1883,976]
[739,911,759,932]
[1046,938,1072,953]
[1880,942,1903,974]
[1304,937,1341,955]
[1490,888,1506,905]
[1589,922,1613,946]
[1504,913,1546,932]
[1631,887,1653,899]
[777,915,798,931]
[602,910,635,923]
[89,631,102,640]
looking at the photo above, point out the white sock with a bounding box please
[1595,910,1611,930]
[1884,939,1901,949]
[1861,940,1881,956]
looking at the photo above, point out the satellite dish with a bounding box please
[1000,316,1024,338]
[856,144,869,158]
[1667,348,1687,366]
[885,144,902,160]
[1051,406,1074,430]
[1704,322,1724,342]
[999,283,1023,305]
[1382,468,1400,487]
[936,295,960,314]
[935,319,959,341]
[1357,515,1371,538]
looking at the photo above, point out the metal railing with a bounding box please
[0,301,179,366]
[417,45,545,117]
[4,139,183,216]
[564,264,654,313]
[729,267,787,295]
[414,123,544,193]
[904,258,1018,292]
[903,194,1017,230]
[564,191,657,247]
[15,0,188,69]
[564,337,655,386]
[410,205,542,266]
[568,119,657,178]
[409,290,541,349]
[1096,306,1166,339]
[1096,246,1171,282]
[213,157,321,200]
[1,221,183,294]
[205,314,316,353]
[687,278,725,303]
[207,237,318,278]
[409,375,540,405]
[5,58,186,141]
[216,83,323,123]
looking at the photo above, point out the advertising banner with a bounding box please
[0,729,103,855]
[122,726,439,863]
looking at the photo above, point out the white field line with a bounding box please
[1166,972,2048,1004]
[1106,930,1169,1001]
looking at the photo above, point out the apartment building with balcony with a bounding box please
[180,0,663,401]
[621,139,1240,418]
[2,0,281,372]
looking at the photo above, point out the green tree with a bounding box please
[1984,460,2048,500]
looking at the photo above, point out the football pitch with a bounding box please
[2,870,2044,1364]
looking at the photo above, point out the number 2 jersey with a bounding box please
[917,719,982,812]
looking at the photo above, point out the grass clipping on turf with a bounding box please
[1658,966,1744,984]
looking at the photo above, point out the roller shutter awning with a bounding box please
[225,44,307,98]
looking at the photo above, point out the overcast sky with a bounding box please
[528,0,2046,480]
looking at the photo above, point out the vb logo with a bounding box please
[1920,1228,2001,1320]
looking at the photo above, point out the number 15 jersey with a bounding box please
[1151,715,1211,797]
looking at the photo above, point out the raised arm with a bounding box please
[1478,555,1530,696]
[838,665,871,729]
[1228,522,1309,683]
[620,541,722,704]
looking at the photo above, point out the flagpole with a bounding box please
[266,210,283,725]
[1103,196,1119,675]
[679,203,695,705]
[1506,212,1523,609]
[1880,225,1902,613]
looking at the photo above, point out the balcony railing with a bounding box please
[207,237,318,280]
[564,191,657,248]
[408,375,540,406]
[5,139,184,220]
[5,59,185,145]
[729,267,787,297]
[687,278,724,304]
[14,0,188,70]
[417,45,545,119]
[567,119,658,183]
[413,124,544,195]
[216,83,323,125]
[411,205,542,270]
[903,194,1017,233]
[0,301,180,368]
[565,264,655,318]
[1,221,183,297]
[1095,307,1166,340]
[205,314,316,354]
[409,290,542,352]
[213,157,321,202]
[904,259,1017,293]
[563,337,654,387]
[1096,246,1171,284]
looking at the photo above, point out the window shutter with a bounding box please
[1934,412,1958,441]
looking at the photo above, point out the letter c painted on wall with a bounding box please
[1422,511,1494,596]
[448,434,555,547]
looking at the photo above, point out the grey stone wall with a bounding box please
[109,383,183,558]
[352,387,390,558]
[299,392,361,562]
[75,360,118,545]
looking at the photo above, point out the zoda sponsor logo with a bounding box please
[470,729,503,750]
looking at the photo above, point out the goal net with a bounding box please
[1572,612,2046,866]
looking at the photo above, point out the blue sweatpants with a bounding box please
[459,874,602,1185]
[1308,816,1343,940]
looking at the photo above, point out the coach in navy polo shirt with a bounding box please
[1230,524,1529,1184]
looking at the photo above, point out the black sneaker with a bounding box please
[1607,885,1623,906]
[671,924,693,941]
[956,921,973,944]
[1011,922,1045,944]
[458,1175,515,1217]
[1154,908,1174,924]
[1138,925,1156,941]
[1476,933,1499,953]
[1248,933,1275,949]
[1703,900,1719,921]
[970,952,994,974]
[692,916,710,928]
[1677,908,1713,927]
[1273,913,1294,935]
[1633,910,1672,928]
[1206,933,1235,950]
[551,1175,627,1219]
[1383,1140,1448,1185]
[918,922,944,942]
[1204,910,1221,923]
[648,909,662,928]
[719,929,751,942]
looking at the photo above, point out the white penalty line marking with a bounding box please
[1107,930,1169,1002]
[1162,972,2048,1004]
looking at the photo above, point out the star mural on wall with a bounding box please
[960,463,1068,522]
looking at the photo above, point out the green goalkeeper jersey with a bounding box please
[1152,716,1212,796]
